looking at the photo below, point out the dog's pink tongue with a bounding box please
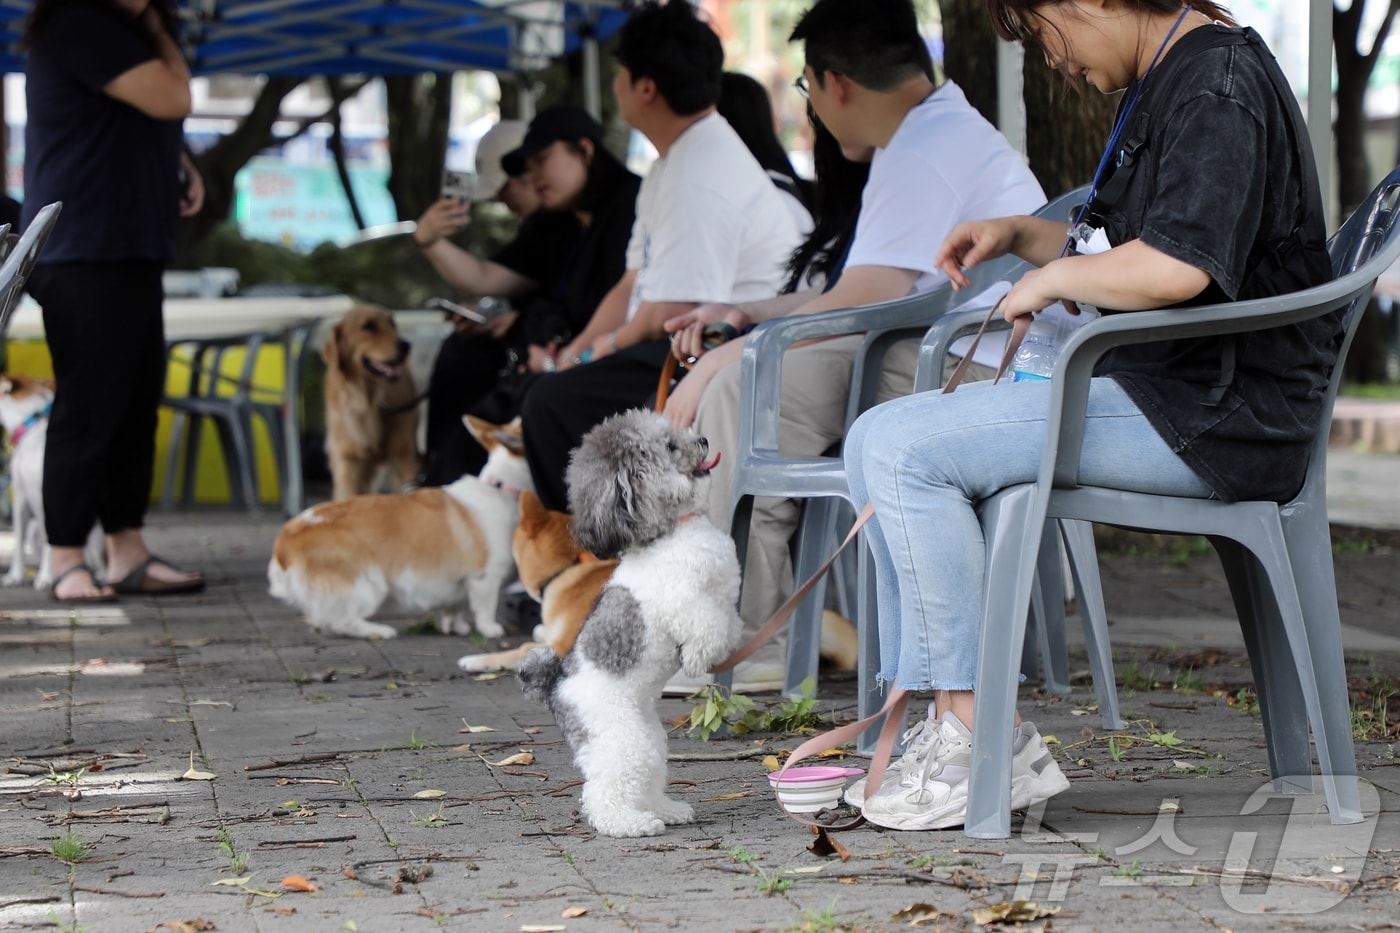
[698,451,721,472]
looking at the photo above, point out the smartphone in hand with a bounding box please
[441,170,474,207]
[427,297,488,324]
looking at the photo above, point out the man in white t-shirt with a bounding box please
[661,0,1045,683]
[519,0,800,514]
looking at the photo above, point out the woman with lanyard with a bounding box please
[840,0,1331,831]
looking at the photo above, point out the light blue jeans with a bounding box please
[844,377,1214,692]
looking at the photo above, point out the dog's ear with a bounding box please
[321,319,344,370]
[569,471,634,559]
[0,376,11,395]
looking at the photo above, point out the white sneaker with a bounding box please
[859,713,1070,831]
[843,704,942,807]
[1010,721,1071,810]
[860,711,973,830]
[661,660,786,697]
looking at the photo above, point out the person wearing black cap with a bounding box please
[415,109,640,483]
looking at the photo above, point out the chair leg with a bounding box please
[966,485,1042,839]
[1280,512,1362,823]
[785,497,836,696]
[1032,525,1071,695]
[1213,537,1310,785]
[161,409,187,512]
[855,528,886,755]
[180,414,206,509]
[1059,519,1123,729]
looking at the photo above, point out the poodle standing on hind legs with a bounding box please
[519,410,743,838]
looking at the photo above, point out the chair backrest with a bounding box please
[1296,166,1400,501]
[0,202,63,333]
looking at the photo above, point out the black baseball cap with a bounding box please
[501,105,605,176]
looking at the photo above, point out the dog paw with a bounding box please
[653,798,694,825]
[590,811,666,838]
[457,653,505,673]
[2,572,25,588]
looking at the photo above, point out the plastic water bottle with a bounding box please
[1010,318,1060,382]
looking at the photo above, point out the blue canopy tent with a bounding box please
[0,0,630,112]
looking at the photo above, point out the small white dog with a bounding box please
[519,410,743,838]
[268,416,531,640]
[1,374,103,589]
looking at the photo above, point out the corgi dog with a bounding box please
[268,416,529,640]
[1,374,103,589]
[458,490,618,673]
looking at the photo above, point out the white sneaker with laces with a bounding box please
[859,712,1070,831]
[860,710,972,830]
[842,703,941,807]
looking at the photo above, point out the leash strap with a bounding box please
[709,293,1035,828]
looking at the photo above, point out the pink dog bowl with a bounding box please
[767,766,865,812]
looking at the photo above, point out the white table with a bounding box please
[7,293,354,515]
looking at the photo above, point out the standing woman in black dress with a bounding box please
[24,0,205,601]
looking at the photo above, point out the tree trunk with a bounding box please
[326,77,367,231]
[384,74,453,222]
[936,0,1114,201]
[178,76,303,264]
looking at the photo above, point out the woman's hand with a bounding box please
[179,155,204,217]
[663,352,723,430]
[665,303,749,362]
[414,198,470,249]
[934,218,1023,289]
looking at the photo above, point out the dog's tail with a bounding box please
[517,646,563,705]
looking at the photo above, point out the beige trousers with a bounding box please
[694,334,928,646]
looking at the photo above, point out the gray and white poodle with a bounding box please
[518,409,743,837]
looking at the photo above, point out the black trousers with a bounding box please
[422,330,509,484]
[519,338,674,511]
[30,261,166,546]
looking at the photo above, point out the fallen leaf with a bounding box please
[519,926,567,933]
[263,906,296,915]
[458,721,497,733]
[342,869,357,880]
[837,876,859,884]
[561,905,588,918]
[451,744,473,752]
[713,791,750,800]
[815,748,847,759]
[181,752,216,782]
[472,671,510,681]
[807,827,852,862]
[144,921,216,933]
[761,755,781,771]
[971,900,1059,926]
[524,727,541,735]
[1042,734,1060,745]
[209,878,251,887]
[489,752,535,767]
[412,789,447,799]
[280,875,318,892]
[892,902,949,925]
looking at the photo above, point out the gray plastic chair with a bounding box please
[727,186,1091,744]
[161,330,289,513]
[0,203,62,335]
[954,167,1400,839]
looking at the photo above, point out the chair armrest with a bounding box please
[914,307,1014,393]
[738,253,1025,457]
[1044,261,1393,491]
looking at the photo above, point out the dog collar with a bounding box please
[536,559,581,599]
[6,404,50,450]
[487,477,525,499]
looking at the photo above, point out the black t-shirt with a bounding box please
[23,0,183,264]
[1087,25,1333,503]
[487,168,641,346]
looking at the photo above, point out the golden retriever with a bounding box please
[322,305,422,500]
